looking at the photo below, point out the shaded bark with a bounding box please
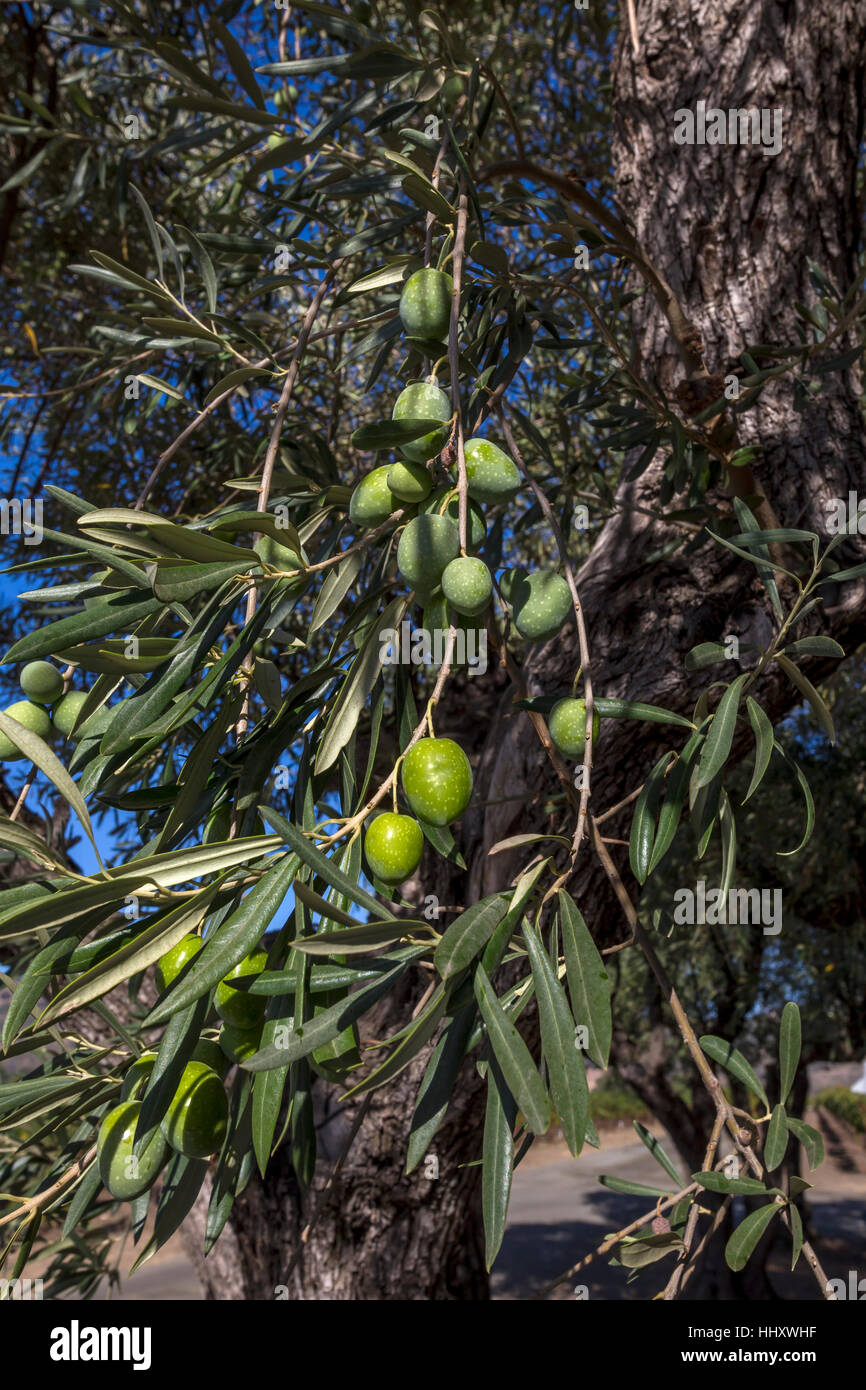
[186,1,866,1299]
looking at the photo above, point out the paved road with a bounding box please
[493,1130,866,1301]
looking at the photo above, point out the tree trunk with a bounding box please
[185,1,866,1299]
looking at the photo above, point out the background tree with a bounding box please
[0,0,864,1302]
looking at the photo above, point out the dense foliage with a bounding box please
[1,0,863,1300]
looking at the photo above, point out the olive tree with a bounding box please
[1,0,864,1301]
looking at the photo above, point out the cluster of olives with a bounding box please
[96,938,269,1201]
[0,661,89,759]
[364,735,474,884]
[348,267,572,637]
[344,268,594,881]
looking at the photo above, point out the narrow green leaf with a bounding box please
[764,1104,789,1172]
[0,838,282,943]
[482,1057,516,1270]
[699,1034,769,1110]
[0,711,103,869]
[629,751,670,884]
[634,1123,683,1186]
[309,551,364,635]
[524,921,588,1157]
[619,1233,685,1268]
[291,920,424,954]
[725,1202,780,1271]
[291,879,361,928]
[592,698,695,729]
[732,497,785,618]
[406,1005,475,1174]
[693,1170,769,1196]
[152,559,252,603]
[598,1175,674,1197]
[782,636,844,659]
[341,987,446,1097]
[143,854,298,1026]
[259,807,393,921]
[819,561,866,585]
[38,889,217,1027]
[3,592,161,664]
[128,1153,208,1273]
[204,367,272,407]
[789,1202,804,1269]
[351,418,448,450]
[775,654,835,744]
[242,960,408,1072]
[315,595,405,772]
[647,732,704,874]
[743,697,774,803]
[718,789,737,901]
[684,642,730,671]
[775,742,816,856]
[213,17,266,109]
[558,891,611,1069]
[434,894,509,981]
[473,963,550,1136]
[694,674,748,790]
[786,1117,824,1170]
[778,1001,801,1105]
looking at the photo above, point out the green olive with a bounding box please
[401,738,473,827]
[548,698,601,757]
[160,1061,228,1159]
[97,1100,167,1200]
[215,950,268,1029]
[0,701,52,759]
[364,812,424,885]
[19,661,64,706]
[398,269,453,343]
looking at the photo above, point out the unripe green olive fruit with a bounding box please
[19,661,64,706]
[420,487,486,548]
[155,934,202,993]
[52,691,89,740]
[0,701,52,759]
[397,514,460,592]
[160,1061,228,1158]
[420,593,479,668]
[219,1022,263,1065]
[119,1052,157,1102]
[364,812,424,885]
[441,74,466,104]
[387,458,433,503]
[548,698,601,757]
[191,1036,231,1077]
[498,567,525,603]
[399,269,453,343]
[215,950,268,1029]
[401,737,473,826]
[511,569,572,641]
[392,381,451,463]
[440,556,492,616]
[461,437,521,505]
[97,1100,167,1200]
[349,464,402,527]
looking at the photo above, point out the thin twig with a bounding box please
[535,1180,699,1299]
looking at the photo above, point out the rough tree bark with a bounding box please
[182,1,866,1299]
